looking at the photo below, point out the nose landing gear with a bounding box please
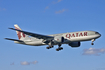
[91,39,95,45]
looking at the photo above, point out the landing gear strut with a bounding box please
[56,44,63,51]
[46,40,54,49]
[91,39,95,45]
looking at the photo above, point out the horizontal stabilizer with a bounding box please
[5,38,23,42]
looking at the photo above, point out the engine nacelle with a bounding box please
[54,36,64,43]
[68,42,81,47]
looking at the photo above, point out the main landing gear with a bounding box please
[46,41,63,51]
[46,44,63,51]
[46,41,54,49]
[46,45,54,49]
[56,44,63,51]
[91,39,95,45]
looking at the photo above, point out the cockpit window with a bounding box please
[95,32,99,34]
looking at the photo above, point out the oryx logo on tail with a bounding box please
[14,25,26,40]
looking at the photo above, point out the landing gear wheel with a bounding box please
[46,45,54,49]
[61,47,63,50]
[56,47,63,51]
[91,43,94,45]
[46,47,50,49]
[59,47,63,50]
[56,49,59,51]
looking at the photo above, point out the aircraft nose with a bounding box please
[95,32,101,38]
[99,33,101,37]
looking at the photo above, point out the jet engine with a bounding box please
[54,36,64,43]
[68,42,81,47]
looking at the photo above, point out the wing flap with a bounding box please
[9,28,54,40]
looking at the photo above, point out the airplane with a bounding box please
[5,24,101,51]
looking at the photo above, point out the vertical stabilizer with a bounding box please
[14,24,30,41]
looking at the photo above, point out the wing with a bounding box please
[9,28,54,40]
[5,38,23,42]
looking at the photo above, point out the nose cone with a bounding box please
[99,33,101,37]
[97,33,101,38]
[95,32,101,38]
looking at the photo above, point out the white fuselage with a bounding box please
[14,31,101,46]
